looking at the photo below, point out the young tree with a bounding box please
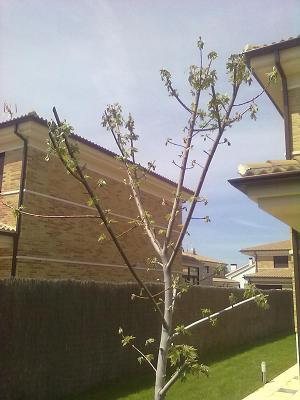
[14,37,273,399]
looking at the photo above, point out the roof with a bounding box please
[0,113,194,195]
[229,168,300,192]
[212,277,238,284]
[244,35,300,58]
[238,159,300,177]
[226,262,255,278]
[245,269,292,280]
[240,240,291,253]
[182,251,227,266]
[0,222,16,234]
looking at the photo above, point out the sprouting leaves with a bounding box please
[174,325,190,336]
[160,69,176,97]
[137,354,154,365]
[13,205,24,218]
[121,335,136,347]
[145,338,155,346]
[98,233,106,242]
[168,344,209,380]
[102,103,124,130]
[201,308,217,327]
[266,66,278,84]
[229,292,238,307]
[244,284,269,310]
[47,120,79,172]
[197,36,204,50]
[208,51,218,61]
[118,327,136,347]
[226,54,252,86]
[249,103,258,120]
[97,179,107,188]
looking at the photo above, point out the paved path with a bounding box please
[242,365,299,399]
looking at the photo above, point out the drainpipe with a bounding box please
[255,252,258,272]
[11,123,28,277]
[274,49,292,160]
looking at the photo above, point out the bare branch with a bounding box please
[172,295,262,339]
[131,344,157,372]
[169,86,193,114]
[166,81,240,270]
[159,364,187,396]
[52,107,168,329]
[233,87,265,107]
[164,88,202,251]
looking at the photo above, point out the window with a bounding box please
[205,266,209,274]
[0,153,4,192]
[183,266,199,285]
[274,256,288,268]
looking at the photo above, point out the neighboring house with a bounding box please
[212,276,240,288]
[228,36,300,367]
[240,240,292,289]
[225,259,256,289]
[182,249,231,286]
[0,112,192,282]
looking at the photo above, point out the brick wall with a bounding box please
[0,148,22,227]
[15,145,182,281]
[289,87,300,156]
[257,255,293,271]
[16,260,164,283]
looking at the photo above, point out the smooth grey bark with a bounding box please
[155,256,173,400]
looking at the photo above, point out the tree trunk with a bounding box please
[154,266,173,400]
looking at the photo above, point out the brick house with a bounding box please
[0,112,192,282]
[182,248,234,287]
[240,240,293,289]
[229,36,300,369]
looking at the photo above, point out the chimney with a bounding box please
[249,258,253,266]
[192,248,196,255]
[230,263,237,271]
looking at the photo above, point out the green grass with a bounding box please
[66,333,296,400]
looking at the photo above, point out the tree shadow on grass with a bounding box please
[64,331,294,400]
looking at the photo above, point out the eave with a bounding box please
[244,37,300,117]
[0,114,194,201]
[229,171,300,232]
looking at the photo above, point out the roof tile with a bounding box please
[238,159,300,177]
[241,240,291,252]
[245,269,292,279]
[182,251,227,265]
[0,112,193,194]
[0,223,16,233]
[244,35,300,53]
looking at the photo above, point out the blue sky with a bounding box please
[1,0,299,265]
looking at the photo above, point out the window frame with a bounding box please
[273,255,289,269]
[183,266,200,285]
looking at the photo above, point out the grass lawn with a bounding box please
[66,333,296,400]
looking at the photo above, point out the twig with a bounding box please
[171,295,261,339]
[233,88,265,107]
[131,344,157,372]
[52,107,168,330]
[166,80,240,270]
